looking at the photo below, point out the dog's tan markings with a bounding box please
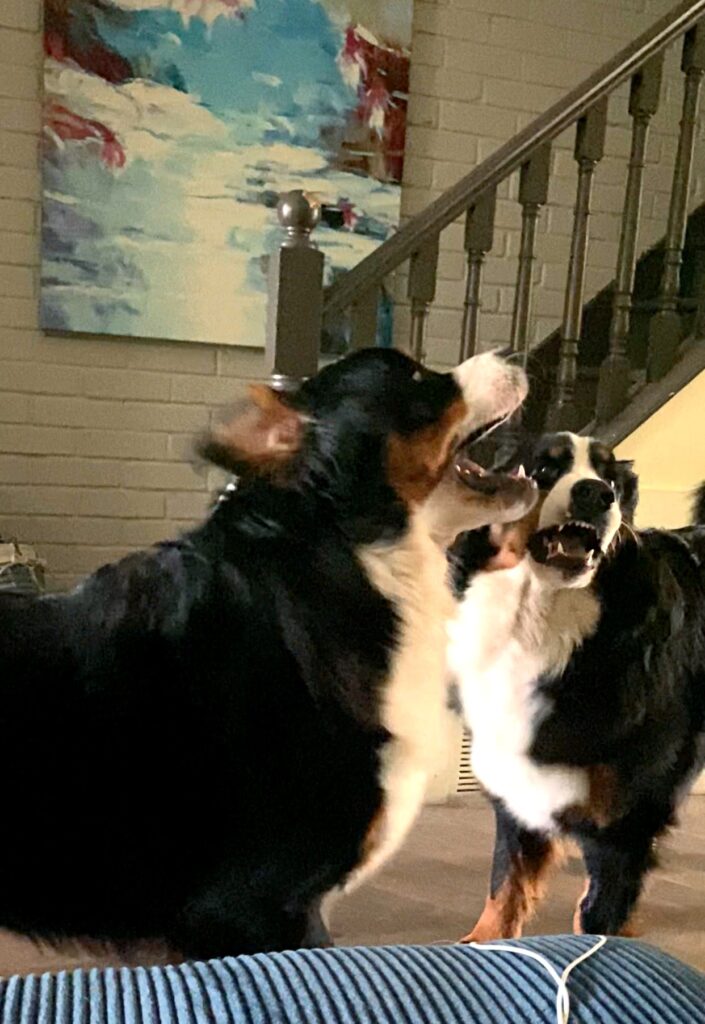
[461,895,507,943]
[386,397,467,504]
[200,384,303,475]
[560,765,620,830]
[585,764,619,828]
[461,838,560,943]
[572,879,590,935]
[358,805,387,870]
[548,445,567,459]
[572,880,643,937]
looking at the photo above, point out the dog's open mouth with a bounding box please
[455,452,529,495]
[527,522,601,574]
[453,416,529,496]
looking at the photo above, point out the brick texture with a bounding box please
[0,1,258,587]
[398,0,705,363]
[0,0,702,586]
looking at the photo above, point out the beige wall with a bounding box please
[615,368,705,797]
[615,368,705,528]
[0,0,703,586]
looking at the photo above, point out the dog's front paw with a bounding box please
[459,898,519,944]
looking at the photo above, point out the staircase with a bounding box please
[264,0,705,446]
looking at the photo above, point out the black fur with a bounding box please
[0,348,469,961]
[455,431,705,937]
[533,522,705,931]
[693,482,705,525]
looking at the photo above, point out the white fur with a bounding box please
[419,353,533,549]
[449,559,601,834]
[344,513,456,892]
[539,434,621,554]
[449,433,627,834]
[341,353,529,890]
[335,352,530,895]
[453,353,528,439]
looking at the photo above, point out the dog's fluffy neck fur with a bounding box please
[449,553,601,834]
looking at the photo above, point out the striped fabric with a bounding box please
[0,937,703,1024]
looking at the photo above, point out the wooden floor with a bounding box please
[0,794,702,977]
[335,793,705,973]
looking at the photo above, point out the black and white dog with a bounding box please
[449,432,705,940]
[0,348,535,962]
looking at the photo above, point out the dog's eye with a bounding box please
[533,463,557,486]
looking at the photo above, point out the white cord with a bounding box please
[469,935,608,1024]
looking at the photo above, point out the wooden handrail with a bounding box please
[324,0,705,317]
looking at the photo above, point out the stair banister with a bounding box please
[323,0,705,320]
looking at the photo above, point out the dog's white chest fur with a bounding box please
[448,563,600,834]
[346,514,455,889]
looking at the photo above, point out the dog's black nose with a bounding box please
[570,479,614,519]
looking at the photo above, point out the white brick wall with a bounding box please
[400,0,705,364]
[0,0,265,588]
[1,0,702,586]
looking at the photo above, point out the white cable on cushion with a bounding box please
[471,935,608,1024]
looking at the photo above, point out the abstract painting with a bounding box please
[41,0,412,347]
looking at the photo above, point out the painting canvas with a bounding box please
[41,0,412,347]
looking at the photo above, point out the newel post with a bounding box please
[266,190,323,389]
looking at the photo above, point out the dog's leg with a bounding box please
[300,896,334,948]
[462,800,556,942]
[572,877,642,937]
[575,832,656,936]
[174,903,320,961]
[173,875,331,960]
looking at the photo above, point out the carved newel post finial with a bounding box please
[266,190,324,384]
[277,190,321,249]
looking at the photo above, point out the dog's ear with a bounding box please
[613,459,639,523]
[198,385,304,475]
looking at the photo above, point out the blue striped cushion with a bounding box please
[0,938,703,1024]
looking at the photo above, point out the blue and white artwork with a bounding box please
[41,0,412,346]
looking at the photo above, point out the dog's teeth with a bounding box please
[555,541,565,555]
[586,551,595,566]
[516,464,526,478]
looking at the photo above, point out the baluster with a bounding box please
[546,99,608,431]
[408,238,439,363]
[647,24,705,382]
[596,55,663,422]
[511,144,551,366]
[266,191,323,388]
[350,286,380,350]
[460,188,496,360]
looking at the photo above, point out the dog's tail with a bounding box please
[692,483,705,525]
